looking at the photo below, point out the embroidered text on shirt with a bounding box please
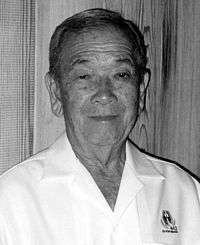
[161,210,178,233]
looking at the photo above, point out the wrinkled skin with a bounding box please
[46,25,148,210]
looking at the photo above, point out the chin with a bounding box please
[77,115,133,146]
[82,127,125,147]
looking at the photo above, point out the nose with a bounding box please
[90,89,118,105]
[90,77,118,105]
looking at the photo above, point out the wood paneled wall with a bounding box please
[0,0,35,174]
[34,0,200,177]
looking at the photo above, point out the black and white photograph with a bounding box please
[0,0,200,244]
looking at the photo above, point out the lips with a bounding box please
[88,115,118,121]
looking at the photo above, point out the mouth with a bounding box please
[88,115,118,121]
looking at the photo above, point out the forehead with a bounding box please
[60,26,134,66]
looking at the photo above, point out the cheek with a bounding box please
[63,90,88,123]
[121,86,139,116]
[122,86,139,108]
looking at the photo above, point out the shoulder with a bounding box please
[143,150,200,196]
[145,151,200,181]
[0,132,74,202]
[128,140,200,187]
[127,138,200,198]
[0,147,51,199]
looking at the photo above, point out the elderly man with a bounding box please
[0,8,200,245]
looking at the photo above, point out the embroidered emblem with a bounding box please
[161,210,178,233]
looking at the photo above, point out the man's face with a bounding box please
[58,26,141,147]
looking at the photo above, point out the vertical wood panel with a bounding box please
[158,0,200,176]
[130,0,164,153]
[131,0,200,176]
[0,0,35,174]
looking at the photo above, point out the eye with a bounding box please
[79,74,90,80]
[114,72,131,80]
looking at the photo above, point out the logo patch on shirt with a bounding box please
[161,210,178,233]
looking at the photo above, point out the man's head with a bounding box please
[46,8,149,148]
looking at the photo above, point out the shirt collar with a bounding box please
[41,133,165,181]
[126,139,165,181]
[41,132,77,180]
[113,139,165,218]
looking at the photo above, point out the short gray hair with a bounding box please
[49,8,148,82]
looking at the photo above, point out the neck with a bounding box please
[64,114,134,172]
[66,130,128,210]
[67,128,126,170]
[72,138,127,211]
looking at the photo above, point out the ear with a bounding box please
[45,72,63,117]
[139,70,150,113]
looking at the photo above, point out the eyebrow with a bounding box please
[115,58,134,66]
[71,58,90,67]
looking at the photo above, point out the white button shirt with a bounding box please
[0,133,200,245]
